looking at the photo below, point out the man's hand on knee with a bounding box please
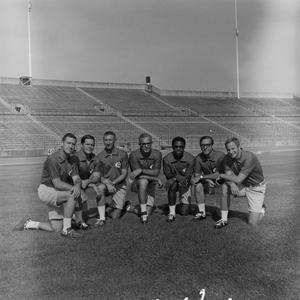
[165,178,176,190]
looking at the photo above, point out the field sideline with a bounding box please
[1,150,299,299]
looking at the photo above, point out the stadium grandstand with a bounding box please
[0,78,299,157]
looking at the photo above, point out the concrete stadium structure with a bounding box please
[0,77,299,157]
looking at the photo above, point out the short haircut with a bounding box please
[138,133,152,143]
[81,134,95,144]
[172,136,186,148]
[103,131,116,138]
[62,133,77,142]
[200,135,214,145]
[225,137,240,147]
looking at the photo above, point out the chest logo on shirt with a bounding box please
[115,161,121,168]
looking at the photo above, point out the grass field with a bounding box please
[1,150,299,300]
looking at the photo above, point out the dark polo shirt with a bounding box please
[129,148,162,172]
[40,149,79,188]
[223,150,264,187]
[96,147,128,187]
[163,151,195,182]
[195,149,225,175]
[71,149,100,180]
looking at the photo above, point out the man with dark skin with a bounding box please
[163,136,195,222]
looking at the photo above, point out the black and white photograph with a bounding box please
[0,0,299,299]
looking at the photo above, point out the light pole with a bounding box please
[27,0,32,83]
[234,0,240,99]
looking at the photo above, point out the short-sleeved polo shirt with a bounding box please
[129,148,162,172]
[40,149,79,188]
[71,149,100,180]
[163,151,195,181]
[195,149,225,175]
[223,150,264,187]
[96,147,128,187]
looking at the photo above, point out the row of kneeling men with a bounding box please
[14,131,267,238]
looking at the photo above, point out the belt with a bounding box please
[247,179,265,188]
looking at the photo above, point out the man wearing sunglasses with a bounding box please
[128,133,162,224]
[163,136,195,222]
[191,136,225,221]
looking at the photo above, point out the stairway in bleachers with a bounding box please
[0,82,299,156]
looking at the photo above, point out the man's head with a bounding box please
[103,131,116,151]
[139,133,152,154]
[81,134,95,155]
[200,136,214,156]
[61,133,77,155]
[172,136,186,157]
[225,137,241,159]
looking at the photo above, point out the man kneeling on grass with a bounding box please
[163,136,195,222]
[215,137,267,229]
[14,133,82,238]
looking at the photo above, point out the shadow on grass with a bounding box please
[156,203,248,223]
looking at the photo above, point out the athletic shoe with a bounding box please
[124,200,132,212]
[94,219,106,228]
[74,221,89,230]
[167,214,176,223]
[124,201,139,215]
[262,204,267,217]
[214,219,228,229]
[140,215,148,224]
[140,211,148,224]
[61,228,81,238]
[193,211,206,221]
[13,217,31,231]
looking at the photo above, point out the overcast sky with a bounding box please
[0,0,299,93]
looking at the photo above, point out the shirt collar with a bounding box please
[138,149,153,160]
[169,151,188,163]
[104,147,119,158]
[58,148,68,163]
[77,149,95,162]
[200,149,216,162]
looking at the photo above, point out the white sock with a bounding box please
[140,204,147,220]
[221,210,228,221]
[140,204,147,214]
[169,205,176,216]
[63,218,71,232]
[97,205,106,220]
[25,220,40,230]
[198,203,206,214]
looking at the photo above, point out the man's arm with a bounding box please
[163,158,174,180]
[111,151,129,185]
[111,168,128,185]
[220,172,246,184]
[178,157,195,183]
[81,171,101,189]
[141,151,162,178]
[52,177,73,191]
[71,175,82,198]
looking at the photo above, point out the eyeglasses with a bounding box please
[140,142,152,146]
[200,143,212,148]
